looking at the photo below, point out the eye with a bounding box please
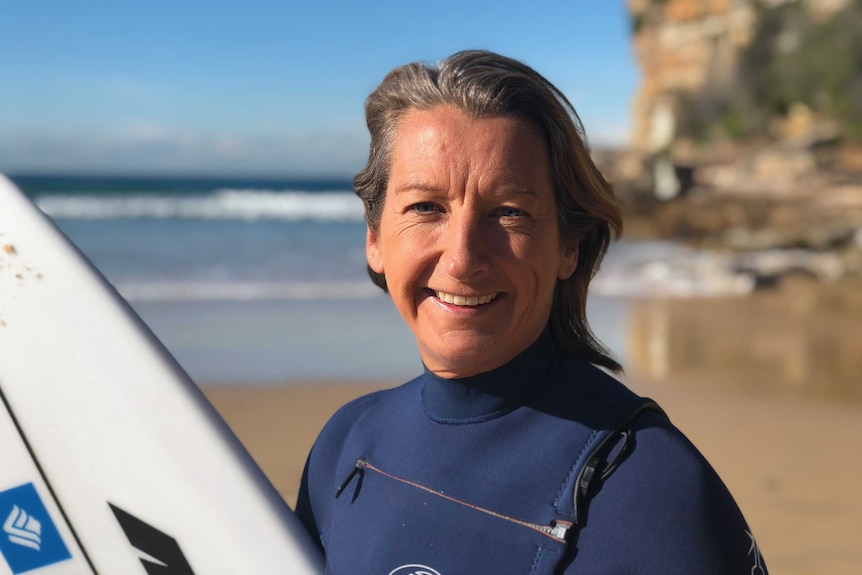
[409,202,441,214]
[494,206,528,218]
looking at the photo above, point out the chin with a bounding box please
[423,336,512,377]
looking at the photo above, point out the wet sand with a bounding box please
[204,374,862,575]
[618,277,862,572]
[625,277,862,404]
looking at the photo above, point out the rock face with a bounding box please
[629,0,754,151]
[616,0,862,286]
[628,0,848,153]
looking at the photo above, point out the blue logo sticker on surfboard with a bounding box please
[0,483,72,573]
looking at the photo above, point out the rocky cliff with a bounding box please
[609,0,862,289]
[628,0,852,153]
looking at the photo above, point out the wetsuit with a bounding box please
[296,332,768,574]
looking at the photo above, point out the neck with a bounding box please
[421,330,558,423]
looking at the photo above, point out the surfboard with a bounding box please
[0,174,323,574]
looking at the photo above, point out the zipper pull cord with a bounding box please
[335,458,367,499]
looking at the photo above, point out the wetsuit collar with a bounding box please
[420,330,557,424]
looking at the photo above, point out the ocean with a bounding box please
[8,174,746,385]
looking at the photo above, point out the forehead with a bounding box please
[388,106,550,187]
[392,106,543,155]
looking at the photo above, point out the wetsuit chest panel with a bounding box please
[326,457,566,575]
[300,359,767,574]
[322,386,608,575]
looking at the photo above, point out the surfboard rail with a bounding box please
[0,174,323,574]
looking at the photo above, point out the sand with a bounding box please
[203,383,383,508]
[204,376,862,575]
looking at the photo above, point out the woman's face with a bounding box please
[367,106,577,378]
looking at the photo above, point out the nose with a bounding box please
[441,213,490,281]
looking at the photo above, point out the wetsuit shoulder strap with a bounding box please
[571,398,666,526]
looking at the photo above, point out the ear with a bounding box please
[366,226,385,274]
[557,243,578,280]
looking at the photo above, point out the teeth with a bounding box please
[435,291,497,306]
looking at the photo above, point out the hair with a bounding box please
[353,50,623,373]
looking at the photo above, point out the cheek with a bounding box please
[507,234,560,274]
[388,224,440,265]
[394,219,442,245]
[383,239,430,292]
[491,229,531,262]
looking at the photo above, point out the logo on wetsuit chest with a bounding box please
[389,564,442,575]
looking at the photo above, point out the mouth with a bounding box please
[432,290,499,307]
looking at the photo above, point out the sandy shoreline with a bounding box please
[204,377,862,575]
[203,382,385,509]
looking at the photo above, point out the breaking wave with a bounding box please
[36,189,365,221]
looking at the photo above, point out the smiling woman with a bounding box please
[367,108,576,378]
[294,50,768,574]
[354,51,623,375]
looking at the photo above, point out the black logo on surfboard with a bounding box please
[109,503,195,574]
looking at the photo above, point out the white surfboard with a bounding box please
[0,174,323,574]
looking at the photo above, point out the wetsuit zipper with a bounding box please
[336,457,572,542]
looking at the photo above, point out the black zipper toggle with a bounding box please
[335,457,367,499]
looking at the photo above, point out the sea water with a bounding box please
[10,174,747,384]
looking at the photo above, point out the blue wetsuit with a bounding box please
[296,332,768,574]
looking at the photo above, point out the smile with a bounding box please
[434,291,498,307]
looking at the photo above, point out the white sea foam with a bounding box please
[592,260,756,298]
[116,280,381,302]
[593,240,846,298]
[36,189,365,221]
[592,241,757,298]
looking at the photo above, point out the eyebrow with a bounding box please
[493,184,538,198]
[392,182,443,196]
[392,182,538,198]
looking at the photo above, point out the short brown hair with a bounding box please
[354,50,623,372]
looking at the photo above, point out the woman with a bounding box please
[296,51,767,574]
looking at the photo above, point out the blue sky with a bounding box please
[0,1,639,177]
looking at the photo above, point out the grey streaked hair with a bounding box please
[354,50,623,373]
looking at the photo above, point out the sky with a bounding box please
[0,1,640,177]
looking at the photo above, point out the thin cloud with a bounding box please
[105,79,169,107]
[0,123,369,176]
